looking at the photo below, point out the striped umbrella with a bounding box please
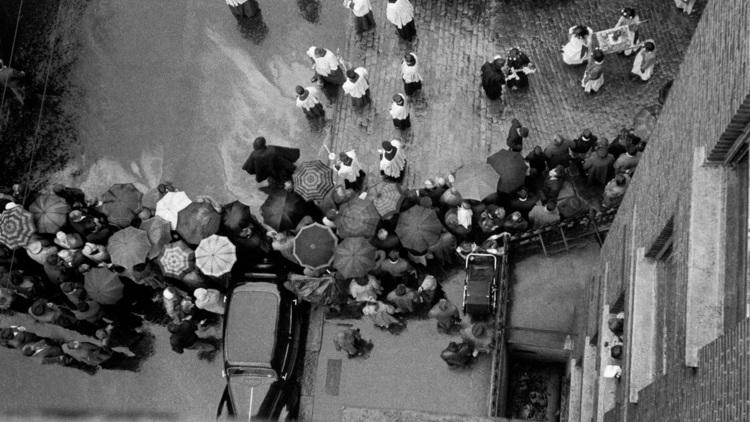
[29,194,69,234]
[158,241,195,279]
[176,202,221,245]
[101,183,143,228]
[367,182,404,218]
[156,191,192,230]
[336,198,380,238]
[292,160,334,202]
[333,237,376,279]
[0,207,35,249]
[107,227,151,270]
[195,234,236,277]
[293,223,338,271]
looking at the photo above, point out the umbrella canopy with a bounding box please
[221,200,255,235]
[156,191,192,230]
[336,198,380,238]
[292,160,334,202]
[158,241,195,279]
[84,268,125,305]
[140,216,172,259]
[100,183,143,228]
[293,223,338,270]
[367,182,404,218]
[395,205,443,253]
[453,163,499,200]
[260,190,308,232]
[176,202,221,245]
[486,150,527,193]
[0,207,35,249]
[107,227,151,269]
[333,237,377,279]
[29,194,69,234]
[195,234,237,277]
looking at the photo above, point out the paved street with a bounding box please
[330,0,699,187]
[304,270,493,422]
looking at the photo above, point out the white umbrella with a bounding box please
[155,191,192,230]
[196,234,237,277]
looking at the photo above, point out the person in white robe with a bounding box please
[342,67,371,107]
[562,25,593,65]
[378,139,407,181]
[630,40,656,82]
[389,94,411,130]
[295,85,325,118]
[335,150,365,190]
[306,46,346,85]
[615,8,641,56]
[344,0,375,33]
[386,0,416,41]
[400,52,423,96]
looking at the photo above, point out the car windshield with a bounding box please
[227,371,277,419]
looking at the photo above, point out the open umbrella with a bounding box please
[486,150,527,193]
[337,198,380,238]
[29,194,69,233]
[0,207,35,249]
[292,160,334,202]
[333,237,376,279]
[222,200,255,235]
[453,162,499,200]
[158,241,195,279]
[395,205,443,253]
[100,183,143,228]
[261,190,308,231]
[156,191,192,230]
[195,234,236,277]
[293,223,338,270]
[367,182,404,218]
[84,268,124,305]
[176,202,221,245]
[140,216,172,259]
[107,227,151,270]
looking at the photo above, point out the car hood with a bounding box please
[228,374,275,419]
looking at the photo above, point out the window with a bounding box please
[724,145,750,327]
[654,243,674,375]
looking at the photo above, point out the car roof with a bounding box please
[224,282,280,368]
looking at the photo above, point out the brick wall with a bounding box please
[626,317,750,421]
[583,0,750,420]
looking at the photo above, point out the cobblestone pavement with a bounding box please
[328,0,702,188]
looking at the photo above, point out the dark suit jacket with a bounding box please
[506,119,524,151]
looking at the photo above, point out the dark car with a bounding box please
[217,273,305,421]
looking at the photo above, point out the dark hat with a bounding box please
[404,53,416,64]
[314,47,326,57]
[471,323,487,338]
[346,69,358,80]
[392,94,403,104]
[395,284,407,296]
[253,136,267,150]
[339,151,349,161]
[382,141,394,152]
[295,85,305,95]
[355,276,370,286]
[21,345,35,357]
[30,300,48,316]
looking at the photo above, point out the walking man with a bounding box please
[386,0,416,41]
[344,0,375,34]
[401,52,423,96]
[295,85,325,118]
[389,93,411,130]
[342,67,371,108]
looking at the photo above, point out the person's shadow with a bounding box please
[297,0,321,23]
[236,12,268,45]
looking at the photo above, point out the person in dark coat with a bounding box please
[370,228,401,251]
[506,118,529,152]
[167,320,218,356]
[440,341,475,368]
[242,136,300,188]
[480,56,506,100]
[226,0,260,19]
[525,145,548,180]
[505,47,535,90]
[583,146,615,187]
[544,134,572,169]
[608,128,629,160]
[542,166,565,201]
[508,187,538,219]
[570,129,598,174]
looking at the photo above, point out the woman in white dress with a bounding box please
[630,40,656,82]
[562,25,593,66]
